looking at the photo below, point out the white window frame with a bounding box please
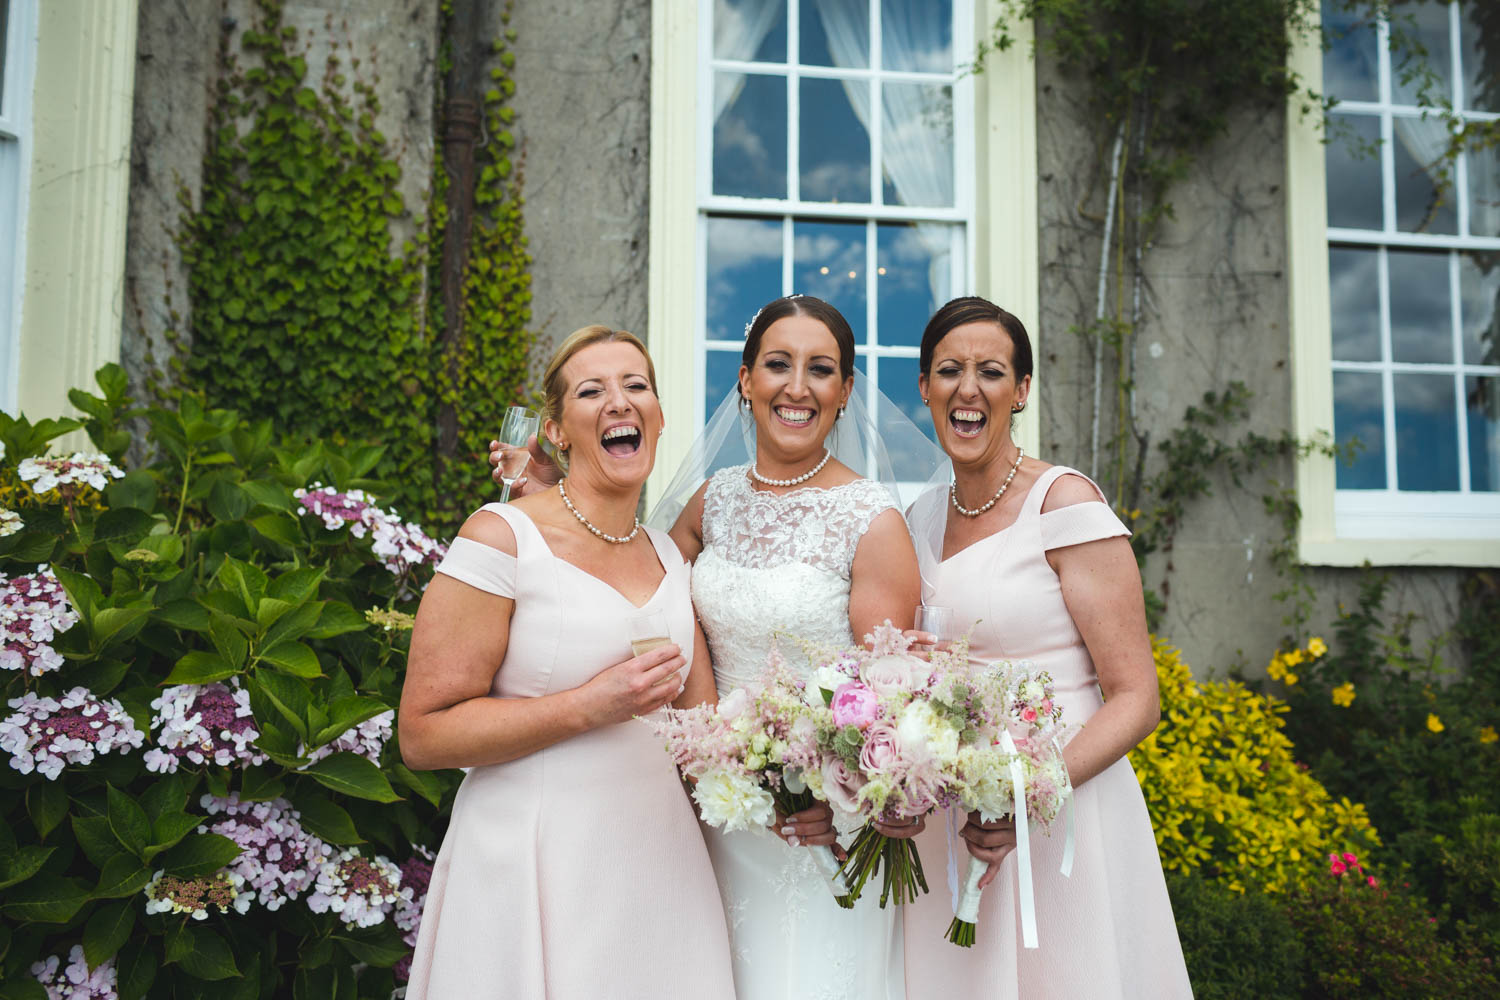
[1288,2,1500,565]
[648,0,1040,506]
[0,0,37,414]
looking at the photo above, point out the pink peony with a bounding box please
[1330,860,1347,876]
[1342,851,1359,865]
[860,654,929,698]
[830,682,879,730]
[1020,706,1038,723]
[821,756,866,814]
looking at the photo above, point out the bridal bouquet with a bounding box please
[757,623,1034,909]
[644,686,856,907]
[943,661,1071,947]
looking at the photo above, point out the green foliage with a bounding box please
[1264,573,1500,942]
[0,366,460,998]
[1165,870,1304,1000]
[1287,871,1500,997]
[170,0,533,536]
[1129,638,1379,893]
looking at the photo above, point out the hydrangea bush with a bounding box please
[0,366,461,999]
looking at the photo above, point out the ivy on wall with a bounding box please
[168,0,533,536]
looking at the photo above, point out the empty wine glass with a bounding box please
[914,605,955,651]
[496,406,541,502]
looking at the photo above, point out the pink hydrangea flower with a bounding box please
[301,710,393,767]
[305,848,410,928]
[17,453,124,494]
[30,944,117,999]
[0,688,145,779]
[293,484,445,578]
[0,566,79,676]
[143,681,265,773]
[200,794,332,910]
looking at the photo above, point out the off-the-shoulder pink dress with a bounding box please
[404,504,735,1000]
[903,467,1192,1000]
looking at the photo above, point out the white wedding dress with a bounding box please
[691,466,905,1000]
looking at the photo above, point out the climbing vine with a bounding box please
[166,0,533,535]
[986,0,1494,624]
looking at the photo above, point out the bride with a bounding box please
[494,295,940,1000]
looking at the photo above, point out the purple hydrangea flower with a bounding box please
[0,688,145,779]
[142,681,266,773]
[0,566,79,676]
[30,945,117,999]
[199,794,332,910]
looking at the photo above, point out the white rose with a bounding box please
[897,700,959,764]
[693,769,775,833]
[804,666,847,708]
[718,687,750,721]
[862,654,931,698]
[1020,680,1045,704]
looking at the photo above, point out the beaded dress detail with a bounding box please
[691,466,904,1000]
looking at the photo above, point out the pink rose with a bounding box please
[860,654,930,698]
[1020,706,1038,724]
[1329,860,1346,876]
[821,756,866,814]
[830,682,879,730]
[1367,876,1378,888]
[1342,851,1358,865]
[858,722,908,775]
[718,688,749,722]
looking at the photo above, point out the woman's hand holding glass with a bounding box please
[577,643,686,727]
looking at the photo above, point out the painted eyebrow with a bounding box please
[571,372,650,390]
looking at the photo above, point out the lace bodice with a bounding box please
[692,467,897,694]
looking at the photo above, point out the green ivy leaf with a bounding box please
[259,640,321,678]
[164,650,237,686]
[0,875,89,923]
[82,899,136,971]
[0,846,54,890]
[158,833,243,879]
[107,785,150,858]
[306,601,367,639]
[26,781,68,839]
[90,853,152,899]
[165,923,241,981]
[301,752,400,803]
[116,939,156,1000]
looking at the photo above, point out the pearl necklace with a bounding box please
[750,449,832,488]
[951,446,1025,518]
[557,479,640,544]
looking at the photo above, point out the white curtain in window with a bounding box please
[714,0,783,121]
[813,0,954,308]
[1468,140,1500,238]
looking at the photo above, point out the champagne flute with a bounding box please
[496,406,541,502]
[914,604,955,651]
[627,609,672,658]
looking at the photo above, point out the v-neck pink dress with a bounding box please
[404,504,735,1000]
[902,467,1191,1000]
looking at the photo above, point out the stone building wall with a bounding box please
[1032,49,1465,673]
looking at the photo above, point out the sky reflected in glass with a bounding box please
[1334,371,1387,488]
[706,215,783,343]
[793,220,867,343]
[1394,373,1459,490]
[1388,249,1452,363]
[800,77,870,203]
[714,73,786,199]
[1329,247,1383,362]
[1467,376,1500,491]
[1327,114,1383,231]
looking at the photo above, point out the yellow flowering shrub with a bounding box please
[1128,638,1380,893]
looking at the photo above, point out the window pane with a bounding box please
[882,0,952,73]
[877,222,950,348]
[800,77,871,203]
[1394,372,1459,491]
[1468,376,1500,491]
[1322,0,1378,103]
[1393,116,1457,234]
[0,0,9,109]
[1334,371,1387,488]
[800,0,868,68]
[705,349,744,416]
[714,73,787,199]
[1327,113,1383,231]
[1468,142,1500,238]
[706,216,784,342]
[1462,2,1499,112]
[1329,247,1383,361]
[1388,249,1453,363]
[793,220,867,343]
[1391,1,1454,107]
[881,83,954,208]
[714,0,787,63]
[1459,252,1499,365]
[878,357,941,477]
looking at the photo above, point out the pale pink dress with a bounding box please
[404,504,735,1000]
[903,466,1192,1000]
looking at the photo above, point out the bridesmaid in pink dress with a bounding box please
[399,327,735,999]
[901,298,1192,999]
